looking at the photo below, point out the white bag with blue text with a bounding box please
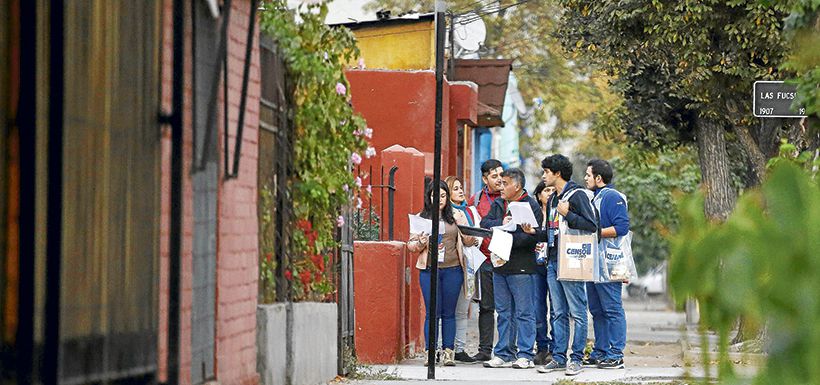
[593,231,638,283]
[557,230,597,281]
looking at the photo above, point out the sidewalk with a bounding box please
[346,364,702,384]
[339,297,756,384]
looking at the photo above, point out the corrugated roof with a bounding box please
[328,12,435,28]
[452,59,513,127]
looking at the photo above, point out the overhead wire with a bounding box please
[454,0,530,24]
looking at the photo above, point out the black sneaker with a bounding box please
[454,351,476,363]
[597,358,625,369]
[536,359,565,373]
[582,356,600,367]
[533,349,551,365]
[471,351,492,362]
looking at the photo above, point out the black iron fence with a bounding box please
[353,164,398,241]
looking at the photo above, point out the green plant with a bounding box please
[669,161,820,383]
[259,184,277,303]
[353,206,381,241]
[341,345,403,381]
[260,1,374,301]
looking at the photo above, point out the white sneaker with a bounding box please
[512,357,534,369]
[482,356,512,368]
[443,348,456,366]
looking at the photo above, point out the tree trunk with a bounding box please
[734,125,767,186]
[695,117,737,221]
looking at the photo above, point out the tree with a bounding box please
[576,134,701,274]
[669,160,820,383]
[555,0,806,221]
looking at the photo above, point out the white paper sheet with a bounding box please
[508,201,539,227]
[488,228,513,261]
[463,246,486,273]
[408,214,446,235]
[493,221,518,232]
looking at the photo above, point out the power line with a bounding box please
[450,0,497,16]
[452,0,531,23]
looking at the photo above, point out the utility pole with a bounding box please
[427,0,446,380]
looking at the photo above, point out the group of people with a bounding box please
[407,154,630,376]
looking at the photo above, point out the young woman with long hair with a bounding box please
[444,176,482,363]
[407,180,476,366]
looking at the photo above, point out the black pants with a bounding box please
[477,259,495,355]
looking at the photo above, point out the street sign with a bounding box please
[753,81,807,118]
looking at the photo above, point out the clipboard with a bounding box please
[457,225,493,238]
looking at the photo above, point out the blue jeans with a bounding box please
[493,272,536,361]
[547,259,588,364]
[534,266,554,353]
[419,266,464,350]
[587,281,626,360]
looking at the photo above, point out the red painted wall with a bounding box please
[353,241,406,363]
[347,72,478,360]
[159,1,260,384]
[347,70,451,176]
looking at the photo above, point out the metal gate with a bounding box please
[190,1,221,382]
[337,204,355,374]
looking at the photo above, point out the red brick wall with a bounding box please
[215,0,261,383]
[159,1,260,384]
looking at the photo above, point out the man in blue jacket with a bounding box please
[525,154,597,376]
[583,159,630,369]
[480,168,543,369]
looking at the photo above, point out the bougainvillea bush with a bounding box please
[259,0,375,302]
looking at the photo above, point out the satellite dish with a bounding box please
[453,13,486,57]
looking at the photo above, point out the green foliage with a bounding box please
[767,138,820,176]
[578,136,700,274]
[780,0,820,118]
[669,161,820,383]
[612,151,700,274]
[260,1,372,301]
[557,0,792,148]
[353,206,381,241]
[259,184,277,303]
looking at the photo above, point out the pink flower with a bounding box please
[358,58,366,69]
[342,184,349,192]
[365,147,377,159]
[355,176,362,188]
[350,152,362,165]
[335,82,346,96]
[364,127,373,139]
[366,185,372,194]
[337,215,345,227]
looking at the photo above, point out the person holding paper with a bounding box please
[467,159,504,362]
[523,154,597,376]
[583,160,630,369]
[479,168,543,370]
[445,176,483,363]
[407,180,477,367]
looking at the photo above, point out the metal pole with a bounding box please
[168,0,185,381]
[44,1,65,383]
[427,2,446,380]
[448,12,455,80]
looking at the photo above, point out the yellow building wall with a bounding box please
[351,21,436,70]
